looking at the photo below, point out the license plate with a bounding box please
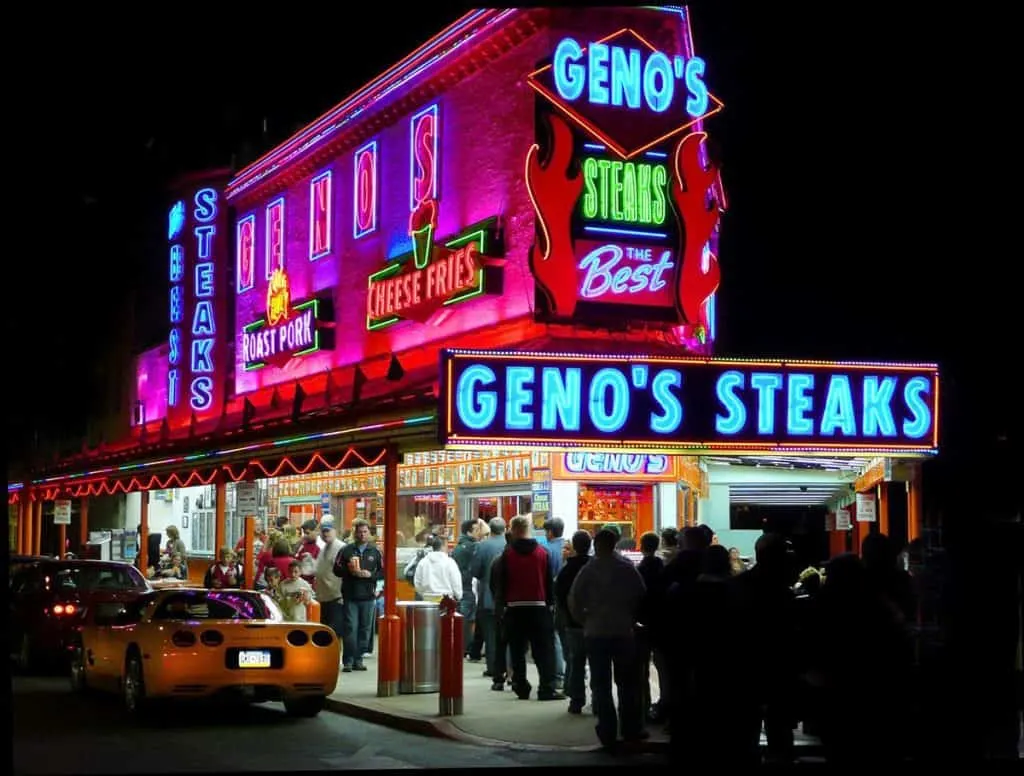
[238,650,271,668]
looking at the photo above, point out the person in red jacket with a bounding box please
[491,515,564,702]
[294,519,321,585]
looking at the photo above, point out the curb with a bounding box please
[324,697,826,756]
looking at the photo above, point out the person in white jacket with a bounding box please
[314,516,345,645]
[414,535,463,602]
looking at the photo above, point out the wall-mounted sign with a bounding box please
[561,452,672,478]
[167,180,229,423]
[527,29,723,160]
[410,103,439,210]
[353,141,378,239]
[242,269,334,371]
[440,351,940,454]
[855,493,877,523]
[525,21,724,341]
[365,199,505,330]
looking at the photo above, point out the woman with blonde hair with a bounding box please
[164,525,188,571]
[728,547,746,576]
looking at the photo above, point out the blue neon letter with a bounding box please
[715,370,746,434]
[192,301,215,336]
[588,42,610,105]
[541,367,581,431]
[194,225,215,259]
[194,262,214,298]
[902,376,932,439]
[168,369,180,407]
[169,244,184,283]
[588,368,629,433]
[750,372,783,434]
[650,369,682,434]
[190,376,213,411]
[643,52,674,113]
[505,366,535,431]
[456,365,497,430]
[193,187,218,223]
[820,375,857,436]
[786,374,815,435]
[610,46,641,108]
[862,376,897,437]
[191,340,213,373]
[553,38,585,101]
[684,57,709,117]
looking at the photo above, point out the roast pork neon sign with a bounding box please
[527,28,723,160]
[242,269,333,371]
[441,351,940,453]
[563,452,669,476]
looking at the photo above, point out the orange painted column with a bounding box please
[214,478,227,557]
[33,499,43,556]
[138,490,150,574]
[243,516,255,588]
[877,484,890,536]
[59,523,66,558]
[377,447,401,697]
[79,497,89,552]
[18,495,28,554]
[907,466,923,542]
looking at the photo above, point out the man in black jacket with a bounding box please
[554,530,592,714]
[334,518,383,672]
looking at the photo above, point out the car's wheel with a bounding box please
[122,653,149,715]
[69,646,89,694]
[283,695,325,717]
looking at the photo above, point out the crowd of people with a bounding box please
[136,510,930,762]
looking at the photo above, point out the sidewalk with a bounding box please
[325,656,823,753]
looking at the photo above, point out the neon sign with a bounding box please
[365,199,504,331]
[310,170,332,260]
[410,104,439,210]
[190,188,218,412]
[576,241,675,308]
[242,269,334,371]
[167,183,226,422]
[581,155,667,227]
[265,197,285,278]
[563,452,669,476]
[236,214,255,292]
[527,28,723,160]
[354,141,378,239]
[440,351,940,453]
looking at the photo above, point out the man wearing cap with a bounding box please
[314,516,345,646]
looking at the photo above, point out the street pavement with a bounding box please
[12,675,670,773]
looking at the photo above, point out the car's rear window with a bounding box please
[151,590,281,621]
[50,564,148,594]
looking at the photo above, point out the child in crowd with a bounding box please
[278,559,315,622]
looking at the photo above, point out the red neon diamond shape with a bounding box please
[527,28,724,159]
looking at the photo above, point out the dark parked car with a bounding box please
[9,558,151,671]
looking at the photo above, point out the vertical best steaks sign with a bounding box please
[242,269,334,370]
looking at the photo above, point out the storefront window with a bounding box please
[397,494,447,547]
[577,484,654,542]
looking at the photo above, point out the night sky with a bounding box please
[13,4,1017,487]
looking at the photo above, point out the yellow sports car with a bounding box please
[70,587,340,717]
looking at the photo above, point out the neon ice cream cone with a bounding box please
[410,199,438,269]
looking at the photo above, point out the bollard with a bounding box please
[438,595,464,716]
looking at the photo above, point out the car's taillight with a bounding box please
[171,630,197,647]
[52,604,77,616]
[311,630,334,647]
[200,630,223,647]
[287,629,309,647]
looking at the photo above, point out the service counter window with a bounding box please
[396,494,447,548]
[577,484,654,542]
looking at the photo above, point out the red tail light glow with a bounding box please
[51,604,77,616]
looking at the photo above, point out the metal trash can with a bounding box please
[398,600,440,693]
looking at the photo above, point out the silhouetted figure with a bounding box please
[862,532,916,623]
[635,531,664,719]
[810,552,913,763]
